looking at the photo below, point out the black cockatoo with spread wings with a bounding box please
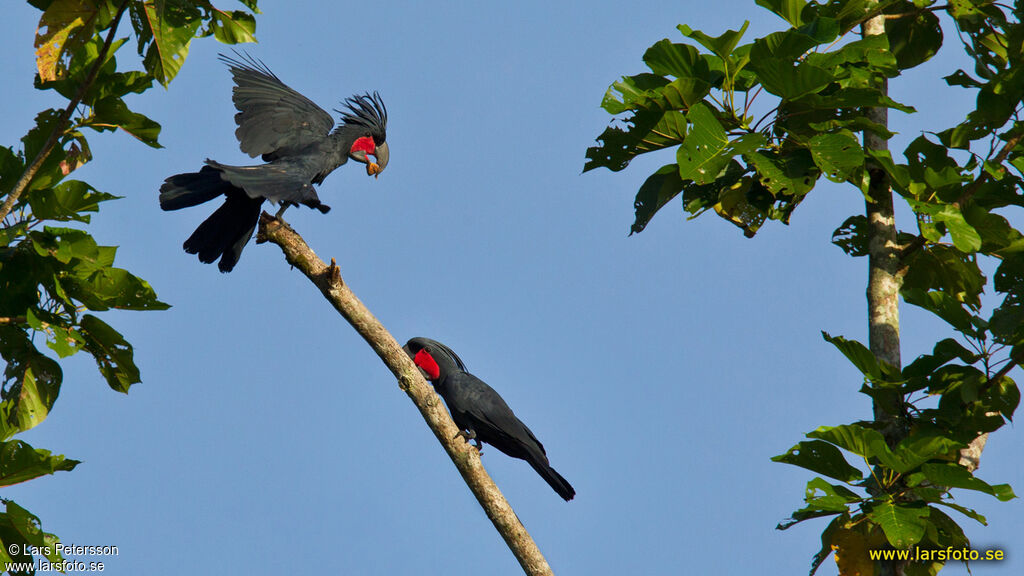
[159,53,388,272]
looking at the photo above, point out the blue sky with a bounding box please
[1,1,1021,574]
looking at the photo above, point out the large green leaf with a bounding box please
[585,109,687,173]
[808,131,863,182]
[773,440,864,482]
[808,424,906,470]
[750,59,834,99]
[0,501,64,565]
[140,0,201,86]
[28,180,119,223]
[755,0,808,27]
[630,164,685,235]
[832,215,869,257]
[0,346,62,438]
[744,148,819,198]
[885,1,943,70]
[78,314,140,393]
[868,501,929,548]
[643,39,710,80]
[920,462,1016,501]
[677,22,749,61]
[822,332,892,380]
[89,97,163,148]
[901,245,985,309]
[0,440,78,487]
[903,338,980,379]
[906,201,982,253]
[33,0,99,82]
[209,9,256,44]
[677,103,765,183]
[901,289,977,335]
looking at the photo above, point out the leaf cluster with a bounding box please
[1,0,259,564]
[587,0,1024,574]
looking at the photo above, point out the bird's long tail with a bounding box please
[159,166,263,272]
[159,165,231,211]
[528,458,576,501]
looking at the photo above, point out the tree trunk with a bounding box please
[863,7,907,576]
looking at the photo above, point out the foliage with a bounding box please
[0,0,259,568]
[587,0,1021,574]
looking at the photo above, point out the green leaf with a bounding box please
[808,424,907,470]
[885,2,943,70]
[804,476,862,510]
[901,245,985,309]
[750,59,834,99]
[755,0,808,26]
[903,338,979,378]
[901,289,977,335]
[64,266,170,311]
[0,440,78,487]
[806,514,845,575]
[677,22,749,61]
[585,109,687,172]
[934,501,987,525]
[891,430,963,472]
[28,180,119,223]
[643,40,709,79]
[822,332,891,380]
[920,462,1016,501]
[934,205,983,253]
[832,215,869,257]
[744,148,819,198]
[600,73,670,115]
[772,440,864,482]
[77,314,140,393]
[0,347,62,438]
[0,501,64,565]
[90,97,163,148]
[677,104,765,184]
[209,9,256,44]
[869,501,929,548]
[33,0,100,82]
[630,164,685,235]
[140,0,201,86]
[808,131,863,182]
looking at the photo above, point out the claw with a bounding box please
[454,430,483,454]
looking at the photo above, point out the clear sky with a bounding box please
[1,1,1020,574]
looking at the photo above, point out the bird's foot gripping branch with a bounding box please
[254,212,557,576]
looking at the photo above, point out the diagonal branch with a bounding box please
[0,0,130,223]
[254,213,555,576]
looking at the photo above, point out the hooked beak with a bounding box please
[366,141,389,178]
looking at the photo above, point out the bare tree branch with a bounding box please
[255,213,555,576]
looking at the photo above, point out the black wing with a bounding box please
[219,53,335,160]
[446,372,547,461]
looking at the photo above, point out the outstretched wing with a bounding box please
[219,53,335,160]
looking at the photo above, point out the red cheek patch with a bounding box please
[414,349,441,380]
[350,136,376,156]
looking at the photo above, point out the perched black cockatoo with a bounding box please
[403,337,575,501]
[159,53,388,272]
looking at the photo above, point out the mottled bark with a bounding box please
[862,11,902,429]
[256,213,555,576]
[863,9,907,576]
